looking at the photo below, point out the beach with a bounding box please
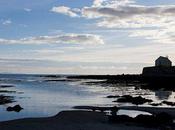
[0,110,158,130]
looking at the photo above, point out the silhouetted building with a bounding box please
[142,56,175,76]
[155,56,172,67]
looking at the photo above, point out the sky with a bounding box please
[1,0,175,74]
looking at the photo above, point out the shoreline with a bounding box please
[0,110,159,130]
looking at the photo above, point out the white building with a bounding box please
[155,56,172,67]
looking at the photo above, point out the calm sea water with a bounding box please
[0,74,175,121]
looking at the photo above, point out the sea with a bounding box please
[0,74,175,121]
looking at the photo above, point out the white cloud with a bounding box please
[24,8,32,12]
[82,5,175,25]
[2,20,12,25]
[0,34,104,45]
[87,3,175,43]
[92,0,135,7]
[50,6,80,17]
[51,0,175,44]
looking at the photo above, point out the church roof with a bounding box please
[156,56,171,62]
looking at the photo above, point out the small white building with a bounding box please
[155,56,172,67]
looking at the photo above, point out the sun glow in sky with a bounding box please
[1,0,175,74]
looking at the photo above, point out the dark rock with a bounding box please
[135,114,156,125]
[132,96,152,105]
[114,95,153,105]
[135,86,140,90]
[106,95,120,98]
[0,85,14,88]
[162,101,175,106]
[114,95,132,102]
[0,95,14,105]
[6,105,23,112]
[0,90,16,93]
[149,103,162,106]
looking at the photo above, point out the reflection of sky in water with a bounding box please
[155,91,172,100]
[0,74,175,121]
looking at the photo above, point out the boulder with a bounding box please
[7,105,23,112]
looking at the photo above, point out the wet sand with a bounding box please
[0,110,158,130]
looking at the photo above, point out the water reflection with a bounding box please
[155,91,172,100]
[1,74,175,121]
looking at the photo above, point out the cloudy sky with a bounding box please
[1,0,175,74]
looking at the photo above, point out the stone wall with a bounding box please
[142,66,175,76]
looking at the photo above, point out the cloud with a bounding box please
[92,0,135,7]
[50,6,80,17]
[129,24,175,44]
[51,0,175,44]
[2,19,12,25]
[0,34,104,45]
[93,0,105,7]
[24,8,32,12]
[82,4,175,26]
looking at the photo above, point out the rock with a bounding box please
[135,86,140,90]
[132,96,152,105]
[162,101,175,106]
[0,95,14,105]
[114,95,132,102]
[134,114,156,125]
[0,85,14,88]
[114,95,153,105]
[6,105,23,112]
[106,95,120,98]
[149,103,162,106]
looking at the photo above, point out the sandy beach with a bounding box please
[0,110,159,130]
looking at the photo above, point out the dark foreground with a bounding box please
[0,110,159,130]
